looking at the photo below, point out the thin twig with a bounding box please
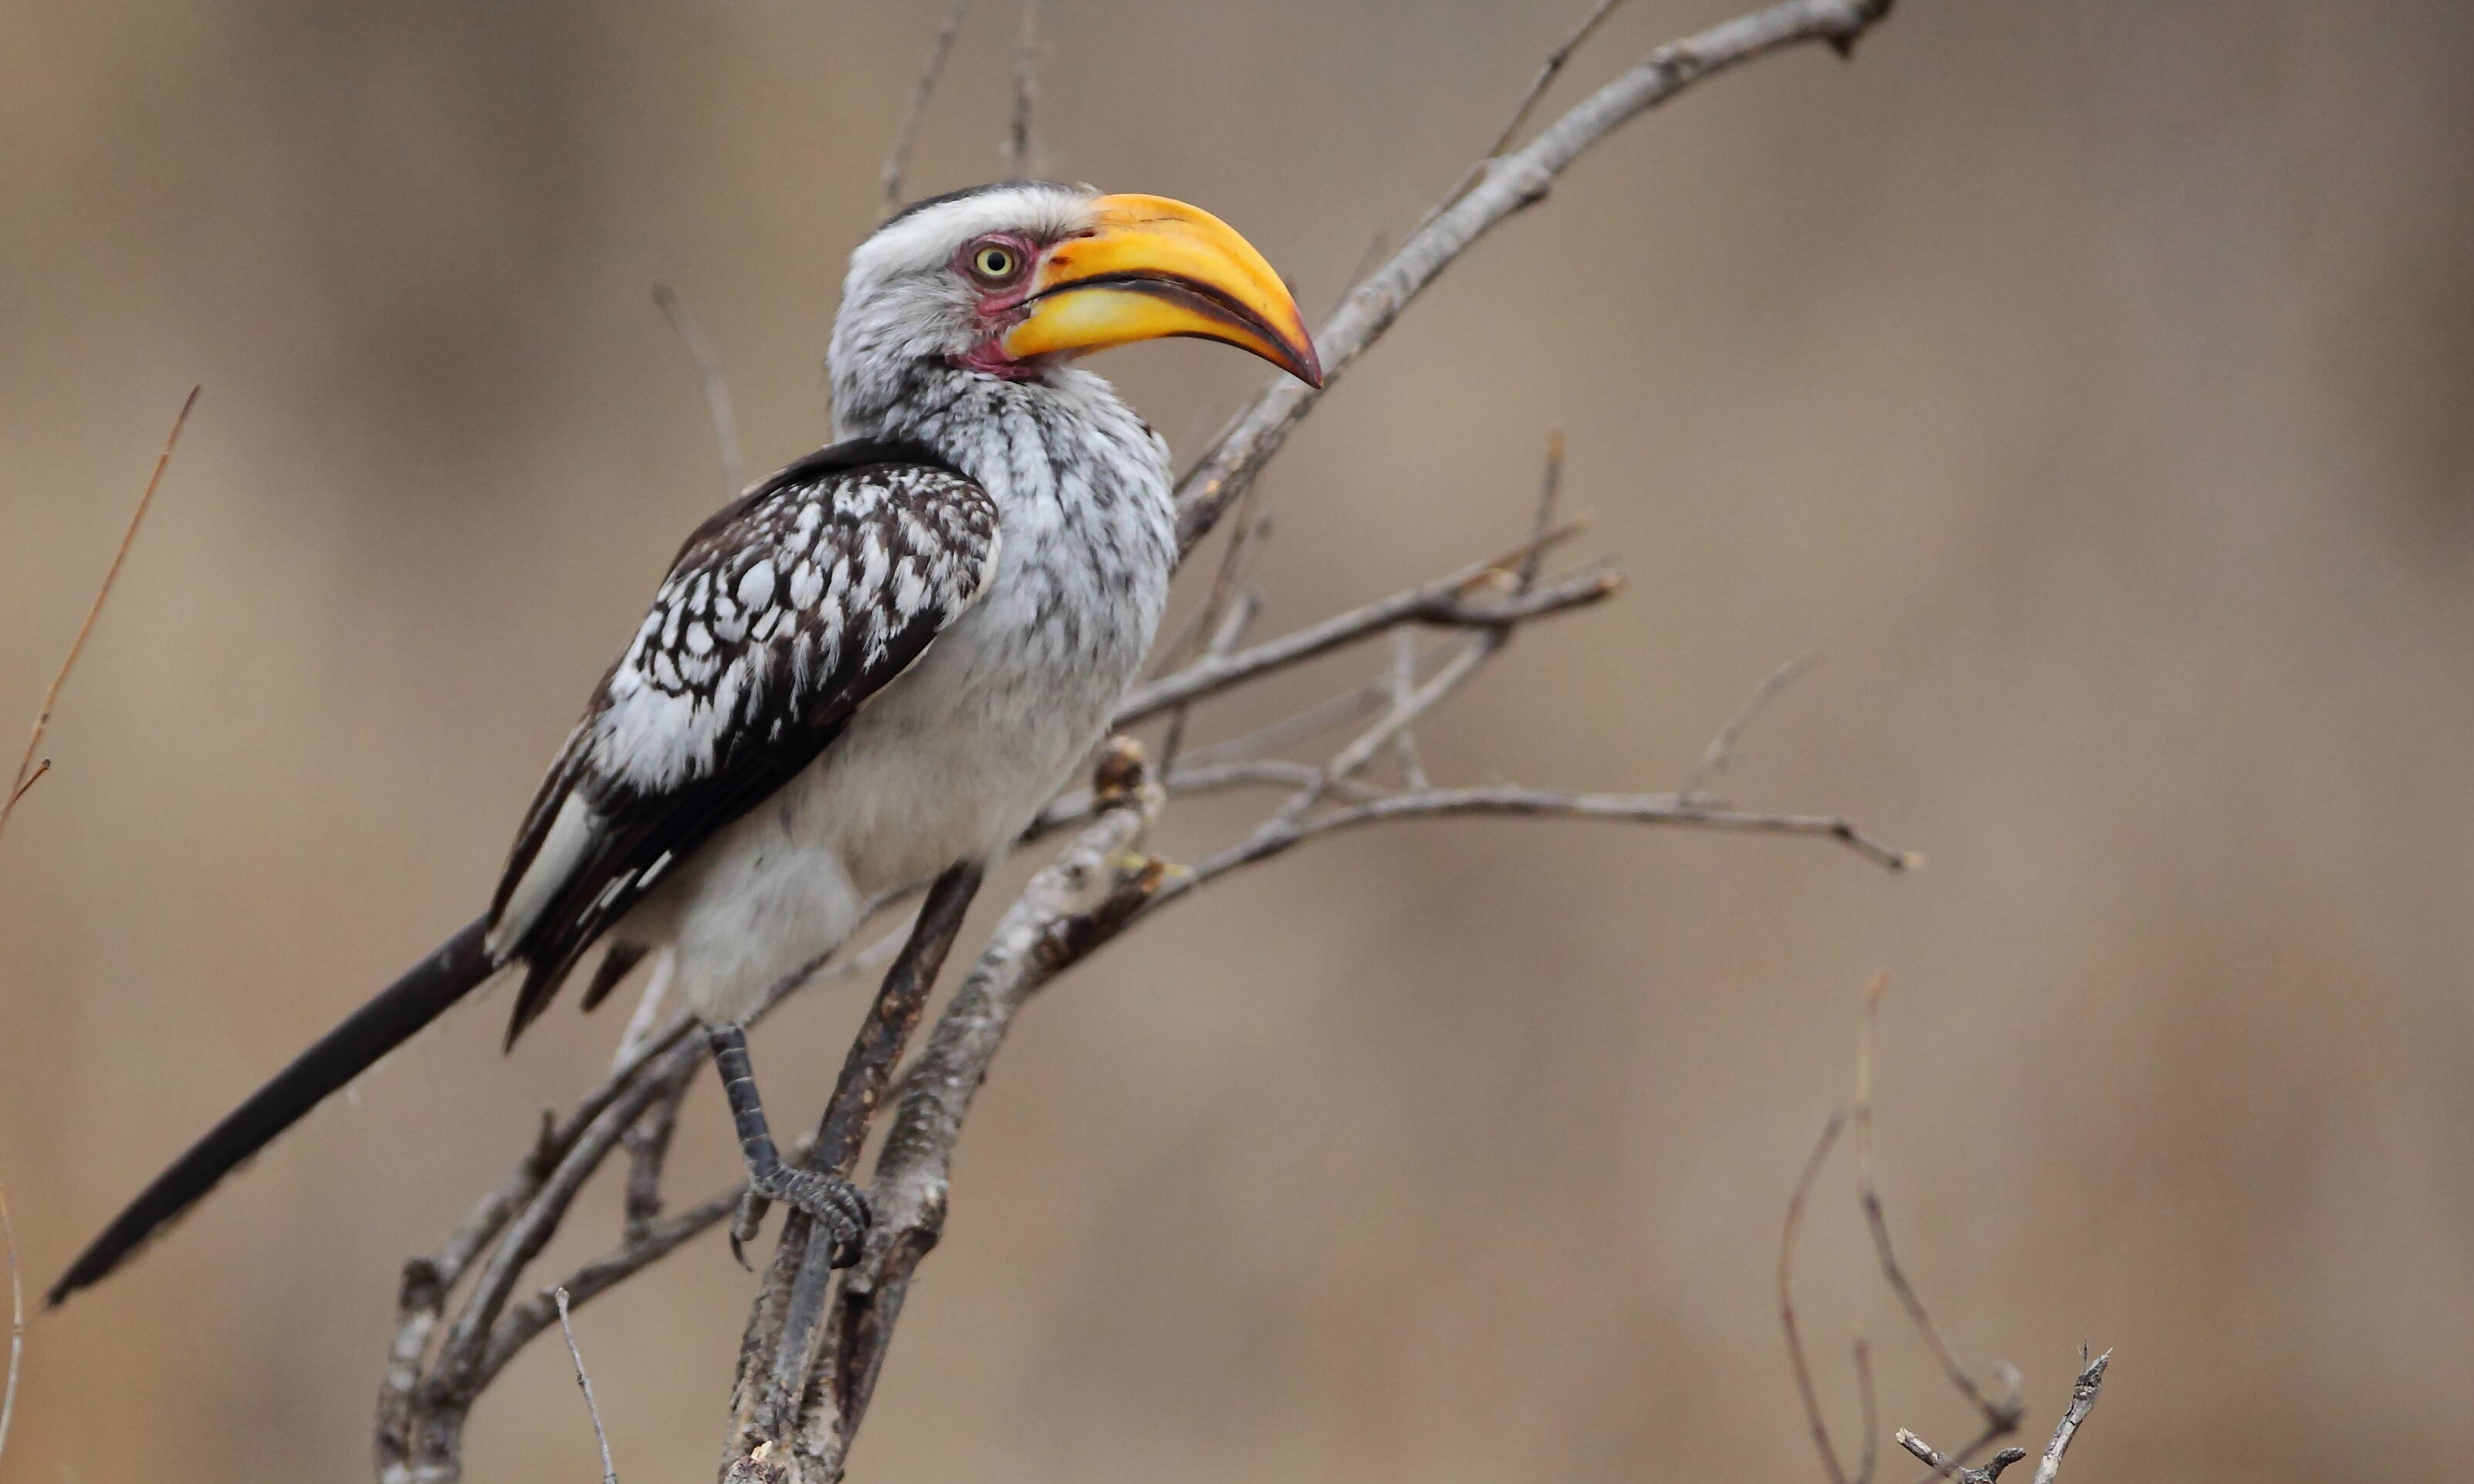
[3,759,47,813]
[1119,526,1606,723]
[1177,783,1912,882]
[651,285,746,498]
[2030,1348,2111,1484]
[553,1288,620,1484]
[1856,975,2022,1437]
[1003,0,1039,178]
[1414,0,1633,235]
[1896,1431,2027,1484]
[1682,649,1819,799]
[1782,1111,1852,1484]
[881,0,972,215]
[1853,1336,1880,1484]
[2,385,197,847]
[1174,0,1900,553]
[0,1182,22,1473]
[1386,628,1428,789]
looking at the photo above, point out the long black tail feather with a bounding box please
[46,916,496,1307]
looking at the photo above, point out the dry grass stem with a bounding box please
[2,385,198,848]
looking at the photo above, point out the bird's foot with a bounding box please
[731,1168,871,1269]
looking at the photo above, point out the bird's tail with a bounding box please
[46,916,496,1307]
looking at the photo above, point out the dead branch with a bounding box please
[1173,0,1900,553]
[1782,976,2110,1484]
[2031,1348,2110,1484]
[2,386,197,848]
[1896,1430,2027,1484]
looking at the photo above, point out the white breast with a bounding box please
[645,369,1176,1024]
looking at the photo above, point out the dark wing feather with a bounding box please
[487,438,998,1043]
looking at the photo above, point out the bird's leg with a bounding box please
[723,860,987,1269]
[709,1023,871,1269]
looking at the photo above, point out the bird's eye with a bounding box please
[970,244,1019,280]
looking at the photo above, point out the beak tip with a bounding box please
[1293,341,1325,389]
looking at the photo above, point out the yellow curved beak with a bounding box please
[1002,193,1323,387]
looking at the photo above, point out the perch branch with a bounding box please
[2,385,197,847]
[787,741,1166,1480]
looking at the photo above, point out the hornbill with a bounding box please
[49,182,1321,1307]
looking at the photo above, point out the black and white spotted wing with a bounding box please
[487,438,1000,1043]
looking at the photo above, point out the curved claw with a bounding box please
[729,1189,771,1269]
[747,1168,872,1269]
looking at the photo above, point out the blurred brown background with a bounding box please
[5,1,2473,1479]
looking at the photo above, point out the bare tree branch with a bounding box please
[1173,0,1899,553]
[1416,0,1633,235]
[652,284,746,498]
[553,1287,619,1484]
[2030,1348,2110,1484]
[1896,1430,2027,1484]
[1781,975,2110,1484]
[1186,784,1911,879]
[787,740,1167,1480]
[1118,525,1605,724]
[2,385,197,848]
[881,0,972,216]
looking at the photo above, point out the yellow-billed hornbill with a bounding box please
[50,183,1320,1307]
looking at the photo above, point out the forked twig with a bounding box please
[2,386,198,847]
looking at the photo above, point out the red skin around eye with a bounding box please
[953,232,1046,379]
